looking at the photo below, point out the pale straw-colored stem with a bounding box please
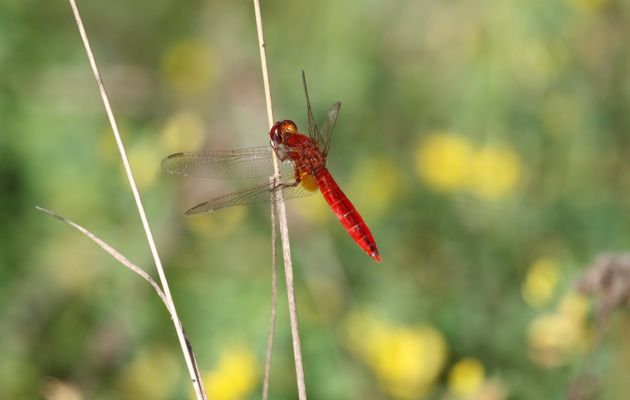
[36,206,169,306]
[252,1,307,399]
[36,205,206,398]
[262,182,278,400]
[67,2,206,398]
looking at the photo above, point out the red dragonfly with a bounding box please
[162,73,380,262]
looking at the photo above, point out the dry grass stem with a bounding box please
[252,0,307,398]
[36,206,168,305]
[35,205,207,399]
[66,1,206,398]
[262,182,279,400]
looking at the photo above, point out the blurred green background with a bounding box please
[2,0,630,399]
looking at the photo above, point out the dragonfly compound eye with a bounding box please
[282,120,298,135]
[270,122,284,145]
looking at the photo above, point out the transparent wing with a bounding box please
[184,175,316,215]
[302,71,321,144]
[161,146,296,180]
[318,102,341,157]
[301,71,341,158]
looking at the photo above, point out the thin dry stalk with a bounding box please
[36,206,169,305]
[36,206,207,399]
[66,1,206,398]
[252,0,307,398]
[262,181,279,400]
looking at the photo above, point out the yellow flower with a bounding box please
[467,145,521,200]
[527,294,591,368]
[204,347,258,400]
[127,137,162,188]
[415,132,474,193]
[344,312,447,399]
[448,358,485,397]
[522,258,560,308]
[416,133,522,200]
[162,39,215,96]
[558,293,589,322]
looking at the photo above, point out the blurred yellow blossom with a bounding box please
[416,133,521,200]
[344,312,447,399]
[160,110,206,154]
[415,132,474,193]
[162,39,215,96]
[127,138,162,188]
[467,145,521,200]
[528,293,591,368]
[558,293,590,322]
[522,258,560,308]
[204,346,258,400]
[448,358,485,397]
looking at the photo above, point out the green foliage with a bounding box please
[1,0,630,398]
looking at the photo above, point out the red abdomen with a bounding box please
[315,168,381,262]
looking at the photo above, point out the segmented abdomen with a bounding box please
[315,168,380,262]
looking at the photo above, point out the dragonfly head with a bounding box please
[270,120,298,147]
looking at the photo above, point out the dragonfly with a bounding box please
[161,73,380,262]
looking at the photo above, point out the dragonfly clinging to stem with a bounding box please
[162,72,380,262]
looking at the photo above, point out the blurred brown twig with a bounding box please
[569,253,630,400]
[577,252,630,329]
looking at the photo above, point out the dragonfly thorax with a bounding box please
[270,120,326,174]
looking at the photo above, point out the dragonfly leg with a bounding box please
[269,169,301,193]
[268,167,310,194]
[270,180,300,192]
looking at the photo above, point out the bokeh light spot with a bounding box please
[344,312,447,399]
[204,346,258,400]
[467,145,521,200]
[127,138,161,189]
[522,258,560,308]
[415,132,474,193]
[448,357,485,397]
[527,293,591,368]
